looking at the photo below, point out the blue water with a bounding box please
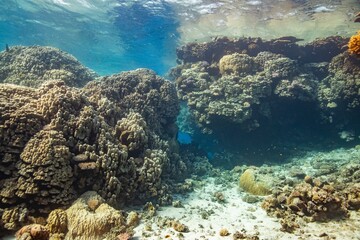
[0,1,179,76]
[113,2,179,75]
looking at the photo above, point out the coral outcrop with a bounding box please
[318,52,360,125]
[262,178,353,232]
[0,46,97,88]
[173,50,319,134]
[0,68,180,234]
[13,192,131,240]
[172,36,360,155]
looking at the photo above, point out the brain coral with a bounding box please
[0,46,97,88]
[219,53,256,76]
[0,69,180,233]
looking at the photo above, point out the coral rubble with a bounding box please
[262,178,354,232]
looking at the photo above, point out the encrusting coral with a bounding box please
[0,46,97,88]
[348,31,360,56]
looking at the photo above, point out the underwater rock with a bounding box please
[0,46,97,88]
[0,68,182,233]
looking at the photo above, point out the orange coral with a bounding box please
[348,31,360,55]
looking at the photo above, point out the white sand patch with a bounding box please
[133,177,360,239]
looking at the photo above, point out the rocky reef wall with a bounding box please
[171,36,360,158]
[0,46,186,235]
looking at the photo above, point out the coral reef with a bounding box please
[318,52,360,126]
[0,68,181,233]
[0,46,97,88]
[173,50,318,134]
[176,36,347,64]
[262,178,353,232]
[13,192,131,240]
[219,53,255,76]
[348,31,360,56]
[171,35,360,157]
[46,209,68,237]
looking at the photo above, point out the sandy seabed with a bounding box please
[133,147,360,240]
[132,178,360,240]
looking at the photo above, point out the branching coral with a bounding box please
[348,31,360,55]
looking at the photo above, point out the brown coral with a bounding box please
[0,67,181,234]
[0,46,97,88]
[65,191,125,240]
[262,178,350,232]
[348,31,360,56]
[46,209,68,235]
[16,224,49,240]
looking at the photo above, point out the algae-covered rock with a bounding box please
[0,46,97,88]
